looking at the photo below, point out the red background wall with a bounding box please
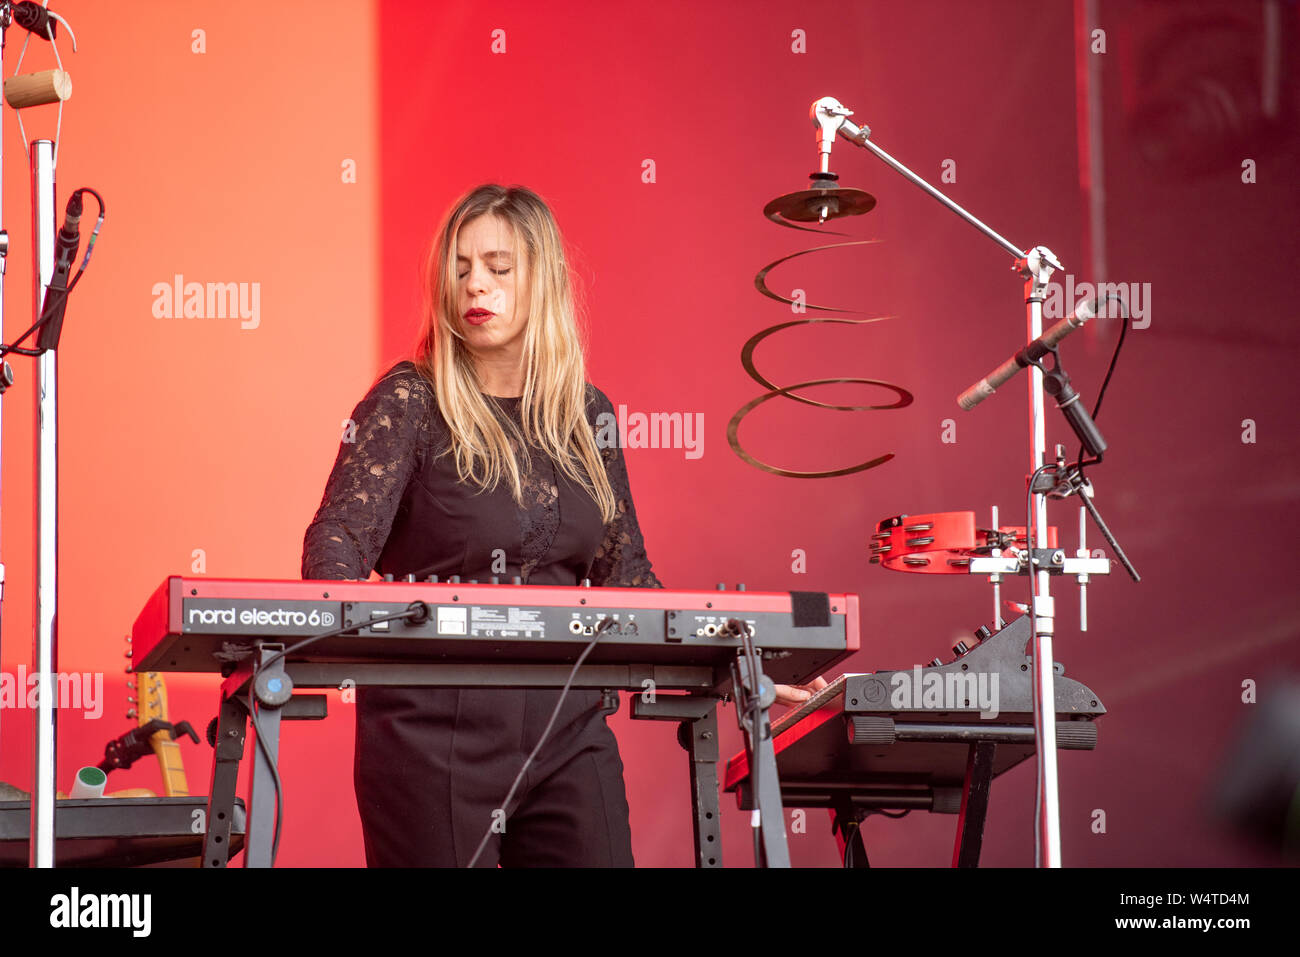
[0,0,1295,867]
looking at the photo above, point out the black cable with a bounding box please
[465,617,619,868]
[238,600,428,867]
[243,685,287,866]
[66,187,106,293]
[840,812,908,867]
[1086,295,1129,424]
[0,187,107,358]
[1074,293,1130,478]
[1057,293,1142,578]
[842,818,857,868]
[1026,459,1059,867]
[745,632,763,864]
[1019,294,1133,865]
[733,619,768,867]
[255,604,423,677]
[1,311,58,357]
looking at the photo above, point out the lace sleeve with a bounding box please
[585,385,664,589]
[302,365,433,580]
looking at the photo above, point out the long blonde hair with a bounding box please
[410,184,616,524]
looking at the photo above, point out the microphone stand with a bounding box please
[0,0,71,867]
[29,137,57,869]
[0,0,79,868]
[811,95,1097,866]
[0,4,11,779]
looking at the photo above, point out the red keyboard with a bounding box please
[131,576,859,689]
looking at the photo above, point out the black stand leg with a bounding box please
[733,654,790,868]
[952,740,996,867]
[831,801,870,868]
[632,693,723,868]
[202,651,321,869]
[682,708,723,868]
[202,682,248,868]
[748,721,790,867]
[243,645,287,868]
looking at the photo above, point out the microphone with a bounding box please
[957,297,1103,411]
[35,191,82,352]
[13,2,57,40]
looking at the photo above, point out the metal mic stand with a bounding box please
[810,95,1094,866]
[0,2,79,868]
[0,3,11,785]
[29,137,56,868]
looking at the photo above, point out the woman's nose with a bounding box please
[466,262,491,294]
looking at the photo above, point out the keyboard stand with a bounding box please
[631,693,724,868]
[200,654,726,867]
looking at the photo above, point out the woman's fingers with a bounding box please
[772,676,829,707]
[773,684,808,705]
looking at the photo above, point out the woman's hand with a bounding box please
[773,675,828,708]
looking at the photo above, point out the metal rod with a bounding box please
[838,118,1026,260]
[1025,266,1062,868]
[1079,505,1088,631]
[991,505,1002,630]
[30,138,57,868]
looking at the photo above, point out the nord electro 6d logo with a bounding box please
[183,600,340,634]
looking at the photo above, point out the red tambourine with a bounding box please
[869,511,1058,574]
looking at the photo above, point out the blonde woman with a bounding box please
[303,184,659,867]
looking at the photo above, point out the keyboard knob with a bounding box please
[406,574,416,583]
[383,574,395,582]
[974,624,993,642]
[468,578,478,584]
[425,575,439,583]
[929,657,943,668]
[952,641,971,656]
[449,575,460,584]
[512,576,523,585]
[737,583,746,591]
[716,583,726,590]
[491,576,500,584]
[581,578,591,587]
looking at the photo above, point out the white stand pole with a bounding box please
[1020,248,1061,867]
[30,137,57,868]
[0,10,10,792]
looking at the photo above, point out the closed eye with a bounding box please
[457,269,512,279]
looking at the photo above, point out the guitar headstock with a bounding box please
[136,672,169,727]
[124,633,167,726]
[123,633,189,798]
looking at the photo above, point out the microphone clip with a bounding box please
[1033,462,1093,502]
[1022,346,1109,459]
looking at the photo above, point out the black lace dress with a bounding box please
[301,360,662,866]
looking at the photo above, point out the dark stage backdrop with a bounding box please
[0,0,1295,867]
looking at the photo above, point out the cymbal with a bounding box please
[764,184,876,229]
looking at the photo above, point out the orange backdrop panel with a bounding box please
[0,0,377,865]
